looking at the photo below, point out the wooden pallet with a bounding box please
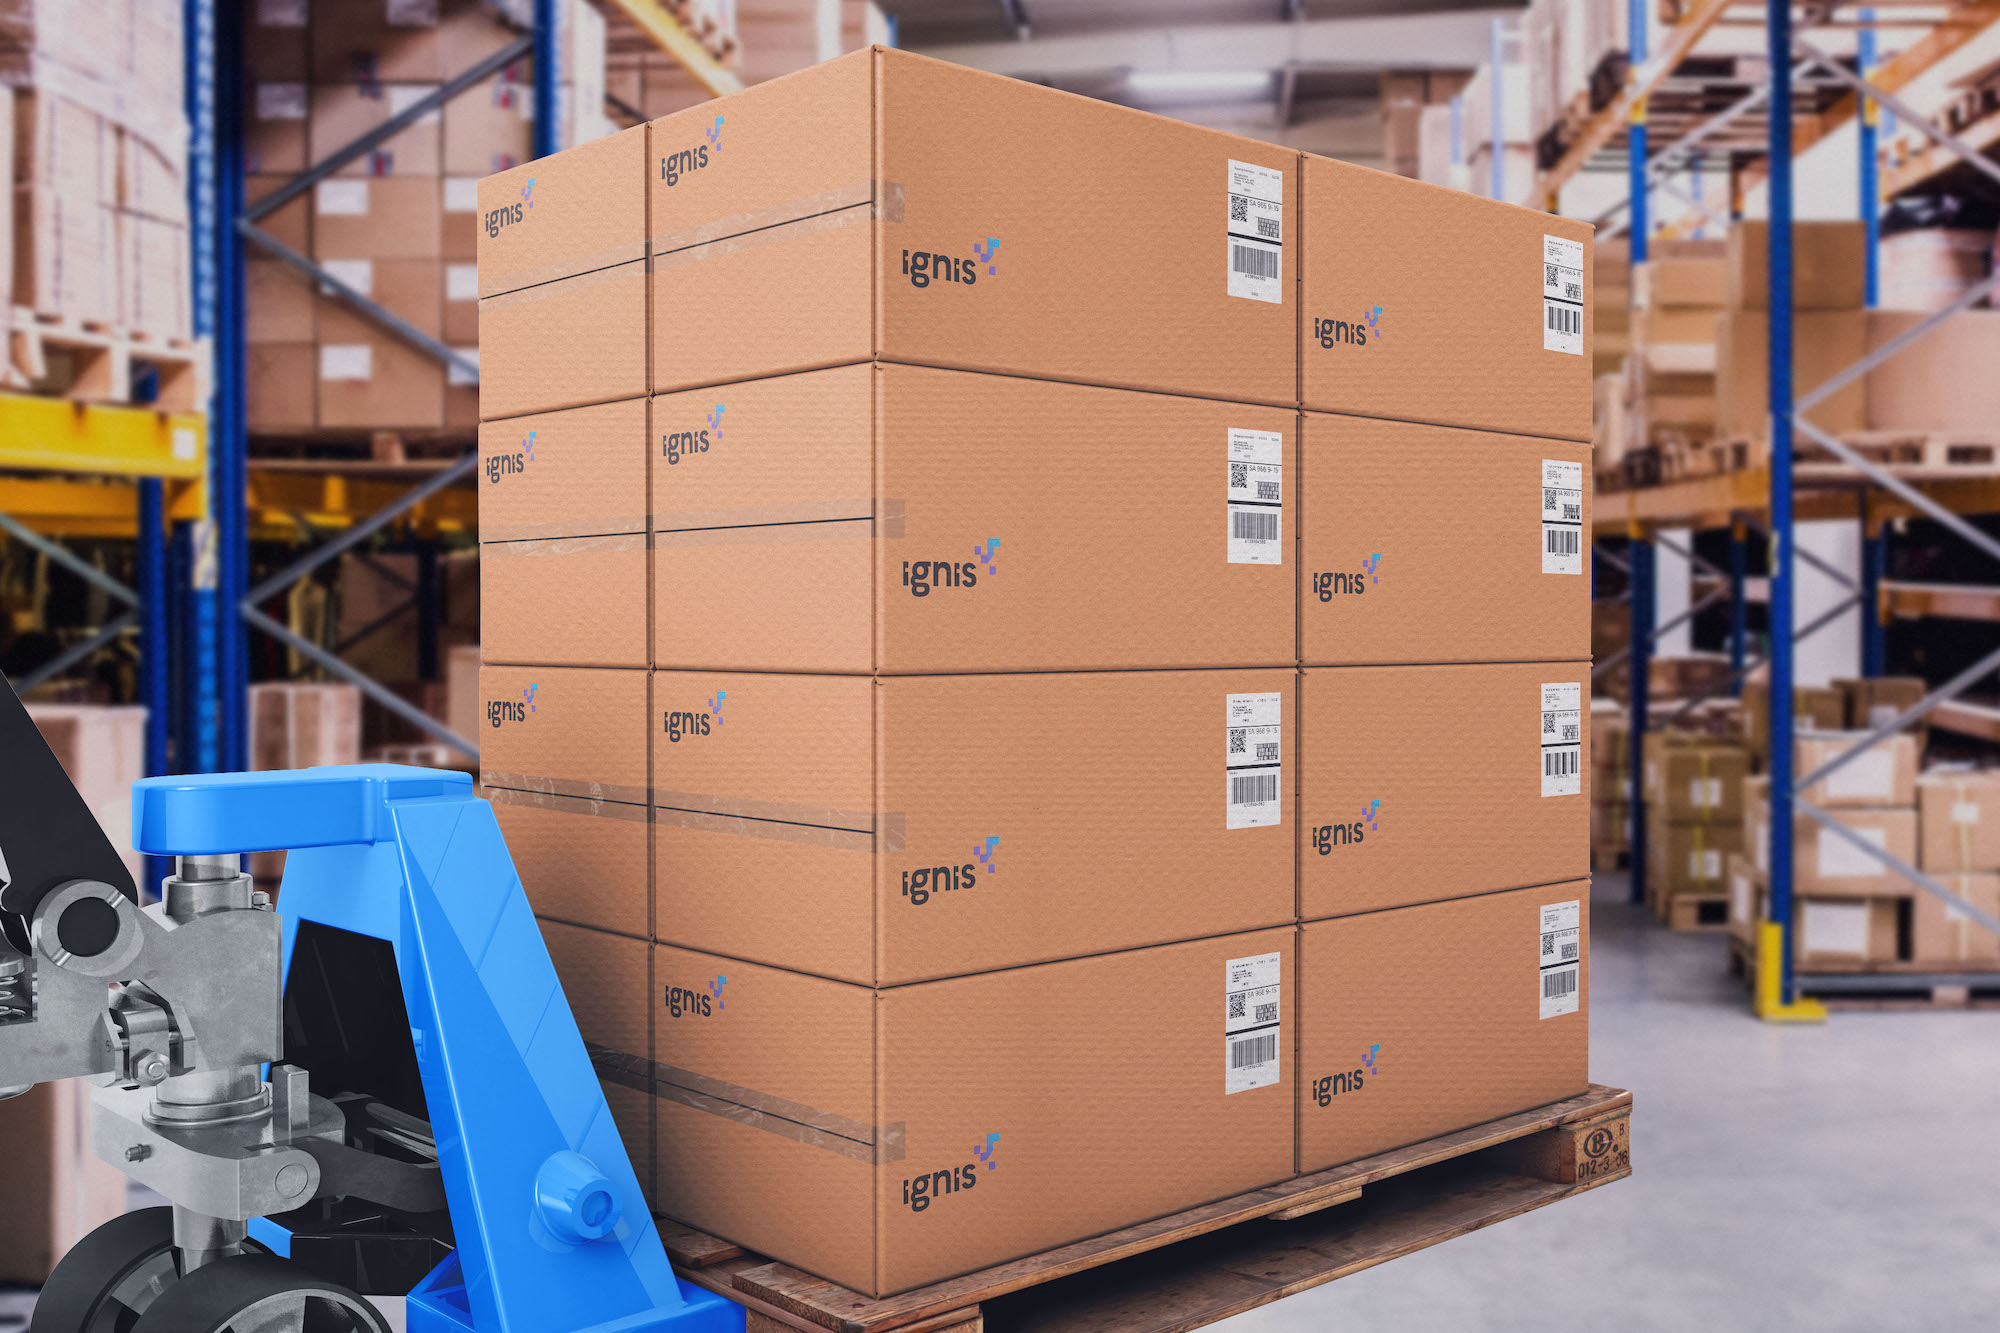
[1728,935,2000,1008]
[5,308,207,414]
[1735,430,2000,475]
[1648,887,1730,932]
[662,1086,1633,1333]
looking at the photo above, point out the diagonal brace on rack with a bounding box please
[1799,798,2000,941]
[1740,514,1856,592]
[1796,641,2000,795]
[0,511,144,691]
[1592,584,1734,679]
[1796,38,2000,195]
[1660,592,1862,726]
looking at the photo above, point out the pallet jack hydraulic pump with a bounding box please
[0,677,743,1333]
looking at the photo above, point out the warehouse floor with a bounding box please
[4,873,1996,1333]
[1225,872,2000,1333]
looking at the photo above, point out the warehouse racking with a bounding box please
[1551,0,2000,1017]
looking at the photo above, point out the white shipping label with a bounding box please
[388,84,444,127]
[447,347,479,387]
[256,0,308,26]
[1542,235,1585,355]
[1689,849,1722,881]
[1824,748,1894,801]
[1802,901,1871,959]
[1689,777,1723,810]
[1538,899,1581,1019]
[1817,825,1888,879]
[1954,801,1982,825]
[1225,692,1283,830]
[256,83,308,121]
[319,345,372,382]
[1541,682,1582,797]
[1730,868,1752,927]
[446,264,480,303]
[318,258,373,297]
[1224,951,1282,1094]
[315,180,370,217]
[1227,428,1284,566]
[444,177,481,214]
[1541,458,1584,574]
[1756,819,1769,875]
[1226,160,1284,304]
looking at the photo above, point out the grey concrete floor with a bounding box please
[6,874,1995,1332]
[1218,872,2000,1333]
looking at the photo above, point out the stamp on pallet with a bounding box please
[662,1086,1633,1333]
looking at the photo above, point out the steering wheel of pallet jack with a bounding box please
[29,1207,181,1333]
[128,1254,389,1333]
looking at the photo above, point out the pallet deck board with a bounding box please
[696,1086,1631,1333]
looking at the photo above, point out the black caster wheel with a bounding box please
[30,1207,179,1333]
[130,1254,389,1333]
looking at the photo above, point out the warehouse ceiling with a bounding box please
[889,0,1522,47]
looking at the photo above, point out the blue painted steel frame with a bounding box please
[1859,8,1880,308]
[1861,519,1887,677]
[1628,0,1649,262]
[1729,524,1748,693]
[137,479,172,898]
[1628,537,1654,905]
[1766,0,1798,1001]
[132,767,744,1333]
[535,0,561,159]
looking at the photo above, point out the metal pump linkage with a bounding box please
[0,675,741,1333]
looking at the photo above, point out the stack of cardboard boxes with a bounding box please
[1642,730,1750,924]
[243,0,611,434]
[1713,221,1869,455]
[1914,769,2000,968]
[1625,239,1726,468]
[476,48,1592,1299]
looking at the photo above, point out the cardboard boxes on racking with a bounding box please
[1918,770,2000,873]
[1912,873,2000,968]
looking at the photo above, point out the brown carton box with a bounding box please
[312,258,442,338]
[1298,664,1589,920]
[1798,897,1903,966]
[309,82,442,177]
[311,0,444,83]
[542,920,655,1203]
[1919,771,2000,874]
[480,398,651,668]
[1912,872,2000,968]
[651,668,1294,984]
[1643,741,1751,823]
[1833,675,1927,736]
[1727,851,1759,948]
[1742,680,1846,753]
[312,177,442,260]
[248,343,316,430]
[1726,221,1867,312]
[444,74,532,177]
[315,321,444,429]
[652,929,1296,1296]
[477,125,647,419]
[248,682,361,770]
[1297,883,1589,1173]
[649,364,1295,674]
[1645,812,1743,894]
[1714,311,1867,441]
[1300,157,1592,441]
[1794,730,1919,809]
[443,257,477,341]
[1299,414,1588,665]
[247,258,314,342]
[247,174,311,251]
[640,49,1296,406]
[1865,310,2000,433]
[1637,255,1727,309]
[1749,788,1919,899]
[0,1082,130,1282]
[15,188,115,325]
[247,1,308,82]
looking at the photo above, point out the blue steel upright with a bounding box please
[131,766,743,1333]
[1627,0,1649,262]
[1766,0,1799,1001]
[1859,8,1881,308]
[1627,536,1654,905]
[1728,521,1748,694]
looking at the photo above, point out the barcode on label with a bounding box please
[1232,510,1279,542]
[1232,244,1279,280]
[1230,1033,1277,1070]
[1545,528,1579,556]
[1232,773,1278,806]
[1546,304,1580,336]
[1542,968,1577,1000]
[1544,748,1579,778]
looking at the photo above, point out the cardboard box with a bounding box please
[1880,228,1990,313]
[14,91,110,198]
[28,702,146,890]
[446,643,481,743]
[1750,791,1920,899]
[1647,653,1732,702]
[1299,414,1589,665]
[476,125,646,419]
[1798,897,1903,966]
[1918,770,2000,873]
[1298,664,1589,921]
[637,667,1295,983]
[443,258,477,341]
[118,131,187,224]
[1646,812,1743,894]
[1637,255,1726,309]
[1833,675,1927,736]
[1865,310,2000,432]
[248,79,308,174]
[312,177,442,260]
[645,365,1295,674]
[1727,851,1759,948]
[1727,221,1867,312]
[1742,680,1846,752]
[247,0,309,82]
[247,257,315,342]
[1297,883,1589,1173]
[314,258,443,338]
[118,214,190,342]
[1714,311,1867,441]
[312,0,444,84]
[248,682,361,771]
[15,188,115,325]
[542,919,655,1204]
[1300,156,1592,440]
[651,928,1296,1296]
[314,321,445,429]
[444,73,532,176]
[1794,730,1919,809]
[248,173,311,251]
[632,49,1296,408]
[1592,798,1630,858]
[1912,872,2000,968]
[309,82,443,177]
[480,398,650,668]
[0,1081,131,1283]
[1643,741,1750,823]
[249,342,316,430]
[1632,305,1718,349]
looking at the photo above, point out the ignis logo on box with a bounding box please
[975,835,999,875]
[1312,553,1381,600]
[902,1133,996,1213]
[903,539,997,598]
[663,407,722,464]
[902,236,998,289]
[1310,800,1377,854]
[483,178,533,238]
[901,838,996,906]
[663,691,723,743]
[485,429,535,484]
[487,682,538,728]
[664,975,725,1019]
[1312,1044,1381,1105]
[661,117,721,185]
[1312,307,1382,348]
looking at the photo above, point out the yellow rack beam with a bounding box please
[602,0,743,98]
[0,394,206,481]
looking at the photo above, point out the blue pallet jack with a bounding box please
[0,675,744,1333]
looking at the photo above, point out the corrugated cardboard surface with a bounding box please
[0,1080,130,1283]
[1794,730,1918,808]
[644,48,1297,405]
[652,928,1296,1297]
[1299,664,1589,920]
[1299,414,1588,665]
[1297,884,1590,1173]
[477,123,646,297]
[1918,771,2000,873]
[653,668,1295,984]
[479,664,649,802]
[1714,311,1866,441]
[1299,156,1593,441]
[1645,814,1743,894]
[542,919,655,1207]
[494,787,650,939]
[1749,799,1920,899]
[1913,873,2000,967]
[652,364,1297,673]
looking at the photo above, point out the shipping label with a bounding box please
[1538,899,1581,1019]
[1541,682,1582,797]
[1228,428,1284,565]
[1227,160,1284,304]
[1225,951,1282,1093]
[1225,692,1283,829]
[1542,234,1585,355]
[1541,458,1584,574]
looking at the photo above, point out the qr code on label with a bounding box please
[1229,992,1247,1018]
[1545,263,1561,287]
[1231,463,1249,489]
[1231,195,1249,222]
[1229,728,1247,755]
